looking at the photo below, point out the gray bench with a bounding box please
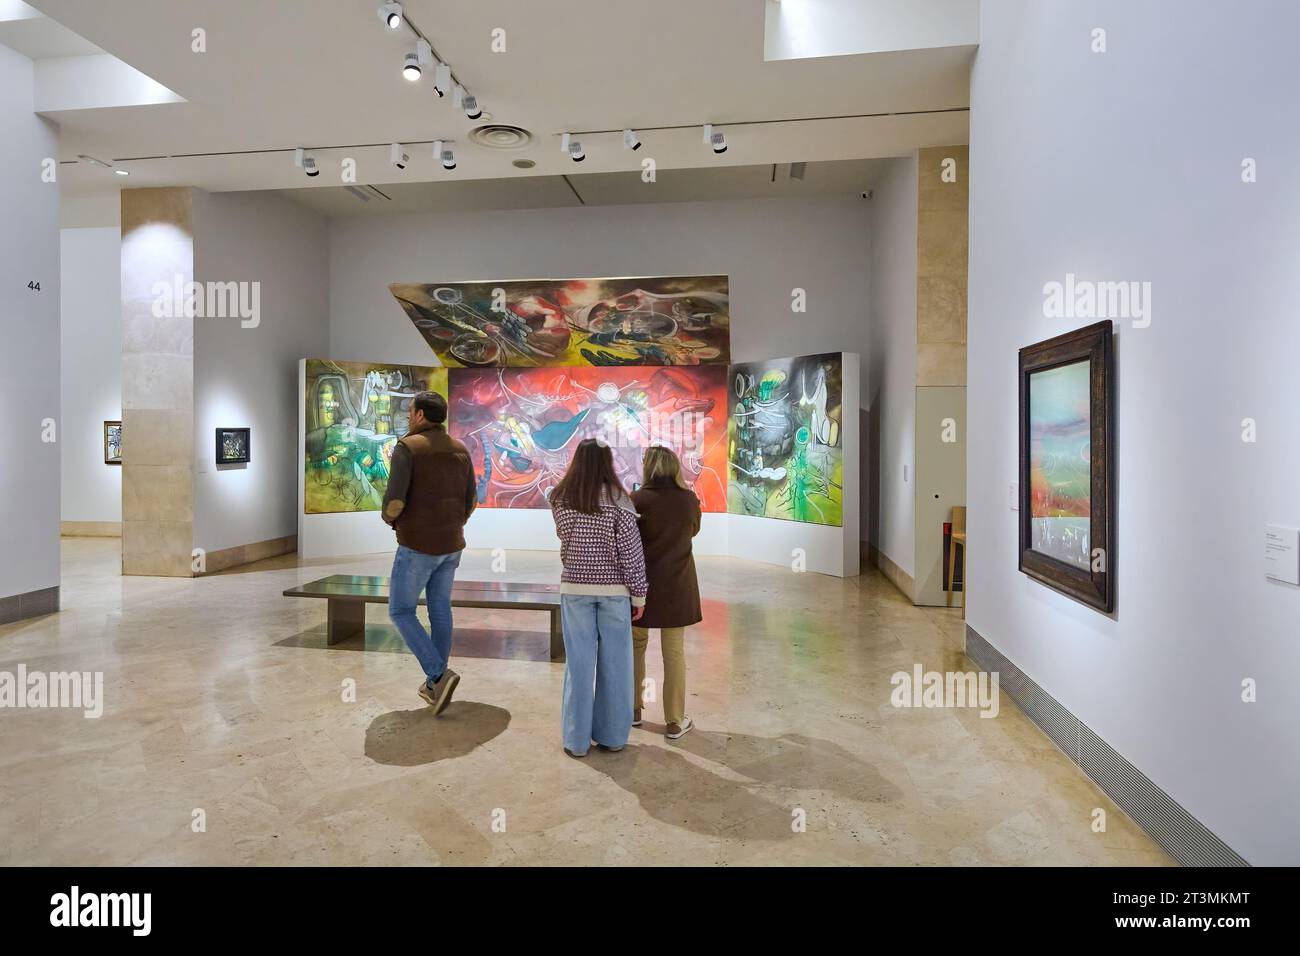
[283,575,564,661]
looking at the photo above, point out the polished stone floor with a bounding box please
[0,538,1170,866]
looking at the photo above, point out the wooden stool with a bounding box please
[947,506,966,617]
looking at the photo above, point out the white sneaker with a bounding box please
[665,717,693,740]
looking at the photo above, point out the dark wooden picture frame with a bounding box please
[104,420,122,465]
[1018,320,1115,612]
[216,427,251,464]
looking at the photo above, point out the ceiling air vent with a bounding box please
[469,124,534,150]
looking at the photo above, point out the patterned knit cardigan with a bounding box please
[549,492,649,607]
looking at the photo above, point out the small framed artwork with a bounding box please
[104,421,122,465]
[216,427,251,465]
[1018,320,1115,612]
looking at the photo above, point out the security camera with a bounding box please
[860,190,873,200]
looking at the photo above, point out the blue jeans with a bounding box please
[560,594,634,754]
[388,545,462,685]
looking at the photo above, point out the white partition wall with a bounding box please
[298,353,860,576]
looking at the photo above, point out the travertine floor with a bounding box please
[0,538,1170,866]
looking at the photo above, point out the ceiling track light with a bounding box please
[623,129,642,151]
[293,147,320,178]
[402,51,421,81]
[433,63,452,97]
[390,143,409,170]
[432,140,456,170]
[462,94,482,120]
[560,132,584,162]
[378,1,402,29]
[703,123,727,154]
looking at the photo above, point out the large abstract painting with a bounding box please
[304,359,447,514]
[727,352,843,527]
[1018,321,1114,611]
[449,365,729,510]
[389,275,729,368]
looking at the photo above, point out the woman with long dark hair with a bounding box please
[549,439,647,757]
[630,446,701,739]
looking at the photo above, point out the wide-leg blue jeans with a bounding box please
[560,594,634,755]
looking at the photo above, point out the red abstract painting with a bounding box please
[449,365,729,511]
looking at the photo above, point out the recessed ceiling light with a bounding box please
[513,159,535,169]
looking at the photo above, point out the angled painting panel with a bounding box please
[389,275,729,368]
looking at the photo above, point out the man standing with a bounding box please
[383,391,478,715]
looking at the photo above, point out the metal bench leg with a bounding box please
[549,608,565,663]
[327,599,366,646]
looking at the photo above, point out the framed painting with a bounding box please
[1018,320,1115,611]
[104,421,122,465]
[216,427,251,464]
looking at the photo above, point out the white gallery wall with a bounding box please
[969,0,1300,864]
[866,155,918,578]
[0,41,60,604]
[59,202,122,526]
[193,190,329,555]
[326,195,872,566]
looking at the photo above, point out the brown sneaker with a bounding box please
[420,669,459,716]
[632,709,642,727]
[665,717,694,740]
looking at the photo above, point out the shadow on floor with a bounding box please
[274,624,555,662]
[584,728,903,840]
[365,701,511,767]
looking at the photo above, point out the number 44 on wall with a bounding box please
[28,281,41,291]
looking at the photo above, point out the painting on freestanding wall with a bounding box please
[726,352,844,527]
[303,359,447,514]
[1018,320,1115,612]
[449,365,729,510]
[388,275,730,368]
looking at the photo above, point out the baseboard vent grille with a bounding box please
[965,624,1248,867]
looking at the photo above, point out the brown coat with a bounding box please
[630,478,702,629]
[381,422,477,556]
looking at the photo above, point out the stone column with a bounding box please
[120,188,195,576]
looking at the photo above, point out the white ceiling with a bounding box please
[26,0,974,196]
[0,0,100,58]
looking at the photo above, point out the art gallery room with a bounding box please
[1,0,1297,892]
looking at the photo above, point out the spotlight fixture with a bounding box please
[433,140,456,170]
[293,148,320,178]
[402,52,421,81]
[703,123,727,154]
[561,132,584,162]
[390,142,409,170]
[462,94,482,120]
[434,63,452,97]
[623,129,642,151]
[114,168,130,176]
[377,1,402,29]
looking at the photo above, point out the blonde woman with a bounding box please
[630,446,701,739]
